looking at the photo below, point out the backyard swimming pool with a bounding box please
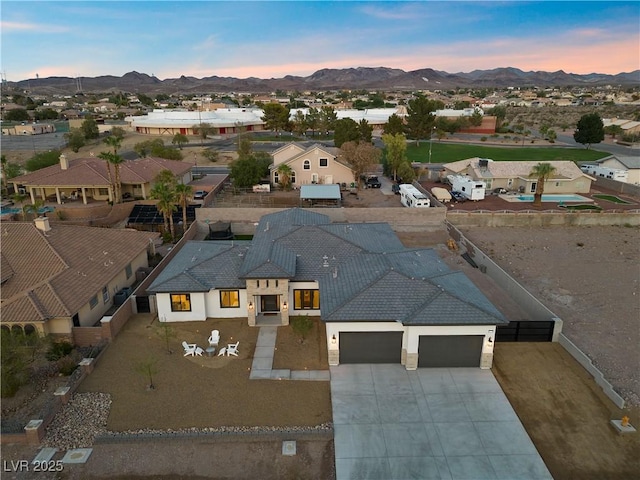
[0,206,55,215]
[502,194,593,203]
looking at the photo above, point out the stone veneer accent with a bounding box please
[405,353,418,370]
[328,350,339,366]
[480,352,493,369]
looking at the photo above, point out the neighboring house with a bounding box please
[270,143,354,187]
[0,217,158,340]
[602,118,640,136]
[2,123,56,135]
[442,158,594,194]
[11,154,193,205]
[596,155,640,185]
[147,209,506,370]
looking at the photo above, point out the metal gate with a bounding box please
[136,295,151,313]
[496,321,554,342]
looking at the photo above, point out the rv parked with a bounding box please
[580,165,628,182]
[447,175,486,201]
[399,184,430,207]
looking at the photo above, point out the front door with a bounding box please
[261,295,280,313]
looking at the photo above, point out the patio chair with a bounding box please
[194,346,204,357]
[217,347,226,356]
[226,341,239,357]
[208,330,220,347]
[182,341,198,357]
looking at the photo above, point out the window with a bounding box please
[290,171,296,184]
[125,263,133,279]
[319,158,328,167]
[89,295,98,309]
[98,188,109,196]
[303,160,310,170]
[274,172,279,184]
[220,290,240,308]
[294,289,320,310]
[102,286,109,304]
[170,294,191,312]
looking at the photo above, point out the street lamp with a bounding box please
[428,126,436,164]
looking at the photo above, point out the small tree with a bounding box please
[574,113,604,149]
[154,321,176,354]
[172,133,188,149]
[134,355,159,390]
[382,133,407,181]
[80,117,100,139]
[276,164,292,190]
[290,316,314,344]
[383,113,405,135]
[202,148,219,162]
[340,141,382,190]
[64,128,86,152]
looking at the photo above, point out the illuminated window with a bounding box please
[170,294,191,312]
[294,289,320,310]
[220,290,240,308]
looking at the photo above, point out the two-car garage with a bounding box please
[337,331,486,368]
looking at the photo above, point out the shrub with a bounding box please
[480,137,487,142]
[55,210,67,221]
[46,341,73,361]
[57,356,78,376]
[290,316,314,344]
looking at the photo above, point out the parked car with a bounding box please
[365,176,381,188]
[450,191,466,202]
[391,183,400,194]
[193,190,207,200]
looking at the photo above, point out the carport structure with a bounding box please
[299,184,342,207]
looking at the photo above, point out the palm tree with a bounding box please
[175,183,193,235]
[97,152,115,202]
[150,181,177,241]
[109,154,125,203]
[24,198,45,220]
[529,162,557,207]
[276,164,292,190]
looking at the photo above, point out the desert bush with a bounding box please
[46,341,73,361]
[290,316,314,344]
[57,356,78,376]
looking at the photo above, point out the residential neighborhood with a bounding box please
[1,67,639,480]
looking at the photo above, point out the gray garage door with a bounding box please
[418,335,483,368]
[339,332,402,364]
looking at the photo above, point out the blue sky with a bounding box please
[2,1,639,82]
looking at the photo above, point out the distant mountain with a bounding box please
[7,67,639,95]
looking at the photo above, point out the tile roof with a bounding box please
[12,157,193,188]
[1,222,159,322]
[151,208,506,327]
[445,158,589,181]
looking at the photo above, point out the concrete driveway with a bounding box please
[330,365,553,480]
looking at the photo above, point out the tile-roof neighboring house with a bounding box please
[148,208,507,370]
[11,156,193,205]
[443,158,594,194]
[270,143,354,187]
[1,220,159,337]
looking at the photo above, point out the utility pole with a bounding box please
[428,126,436,164]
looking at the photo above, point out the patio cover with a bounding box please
[300,184,341,200]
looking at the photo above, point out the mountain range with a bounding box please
[7,67,640,95]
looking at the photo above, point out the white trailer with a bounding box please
[447,175,486,201]
[580,165,628,182]
[399,184,430,208]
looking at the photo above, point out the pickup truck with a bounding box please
[365,176,381,188]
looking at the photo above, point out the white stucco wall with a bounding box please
[157,292,207,321]
[288,281,321,315]
[204,289,249,318]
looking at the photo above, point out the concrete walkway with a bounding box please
[249,326,330,381]
[331,365,553,480]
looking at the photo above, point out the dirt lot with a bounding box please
[492,343,640,480]
[461,225,640,407]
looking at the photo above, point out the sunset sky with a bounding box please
[2,1,639,82]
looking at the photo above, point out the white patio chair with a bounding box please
[208,330,220,347]
[217,347,226,356]
[226,341,239,357]
[194,346,204,357]
[182,341,198,357]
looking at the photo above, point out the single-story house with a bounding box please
[270,143,354,187]
[442,158,594,194]
[2,123,56,136]
[0,217,158,340]
[12,154,194,205]
[147,208,506,370]
[596,155,640,185]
